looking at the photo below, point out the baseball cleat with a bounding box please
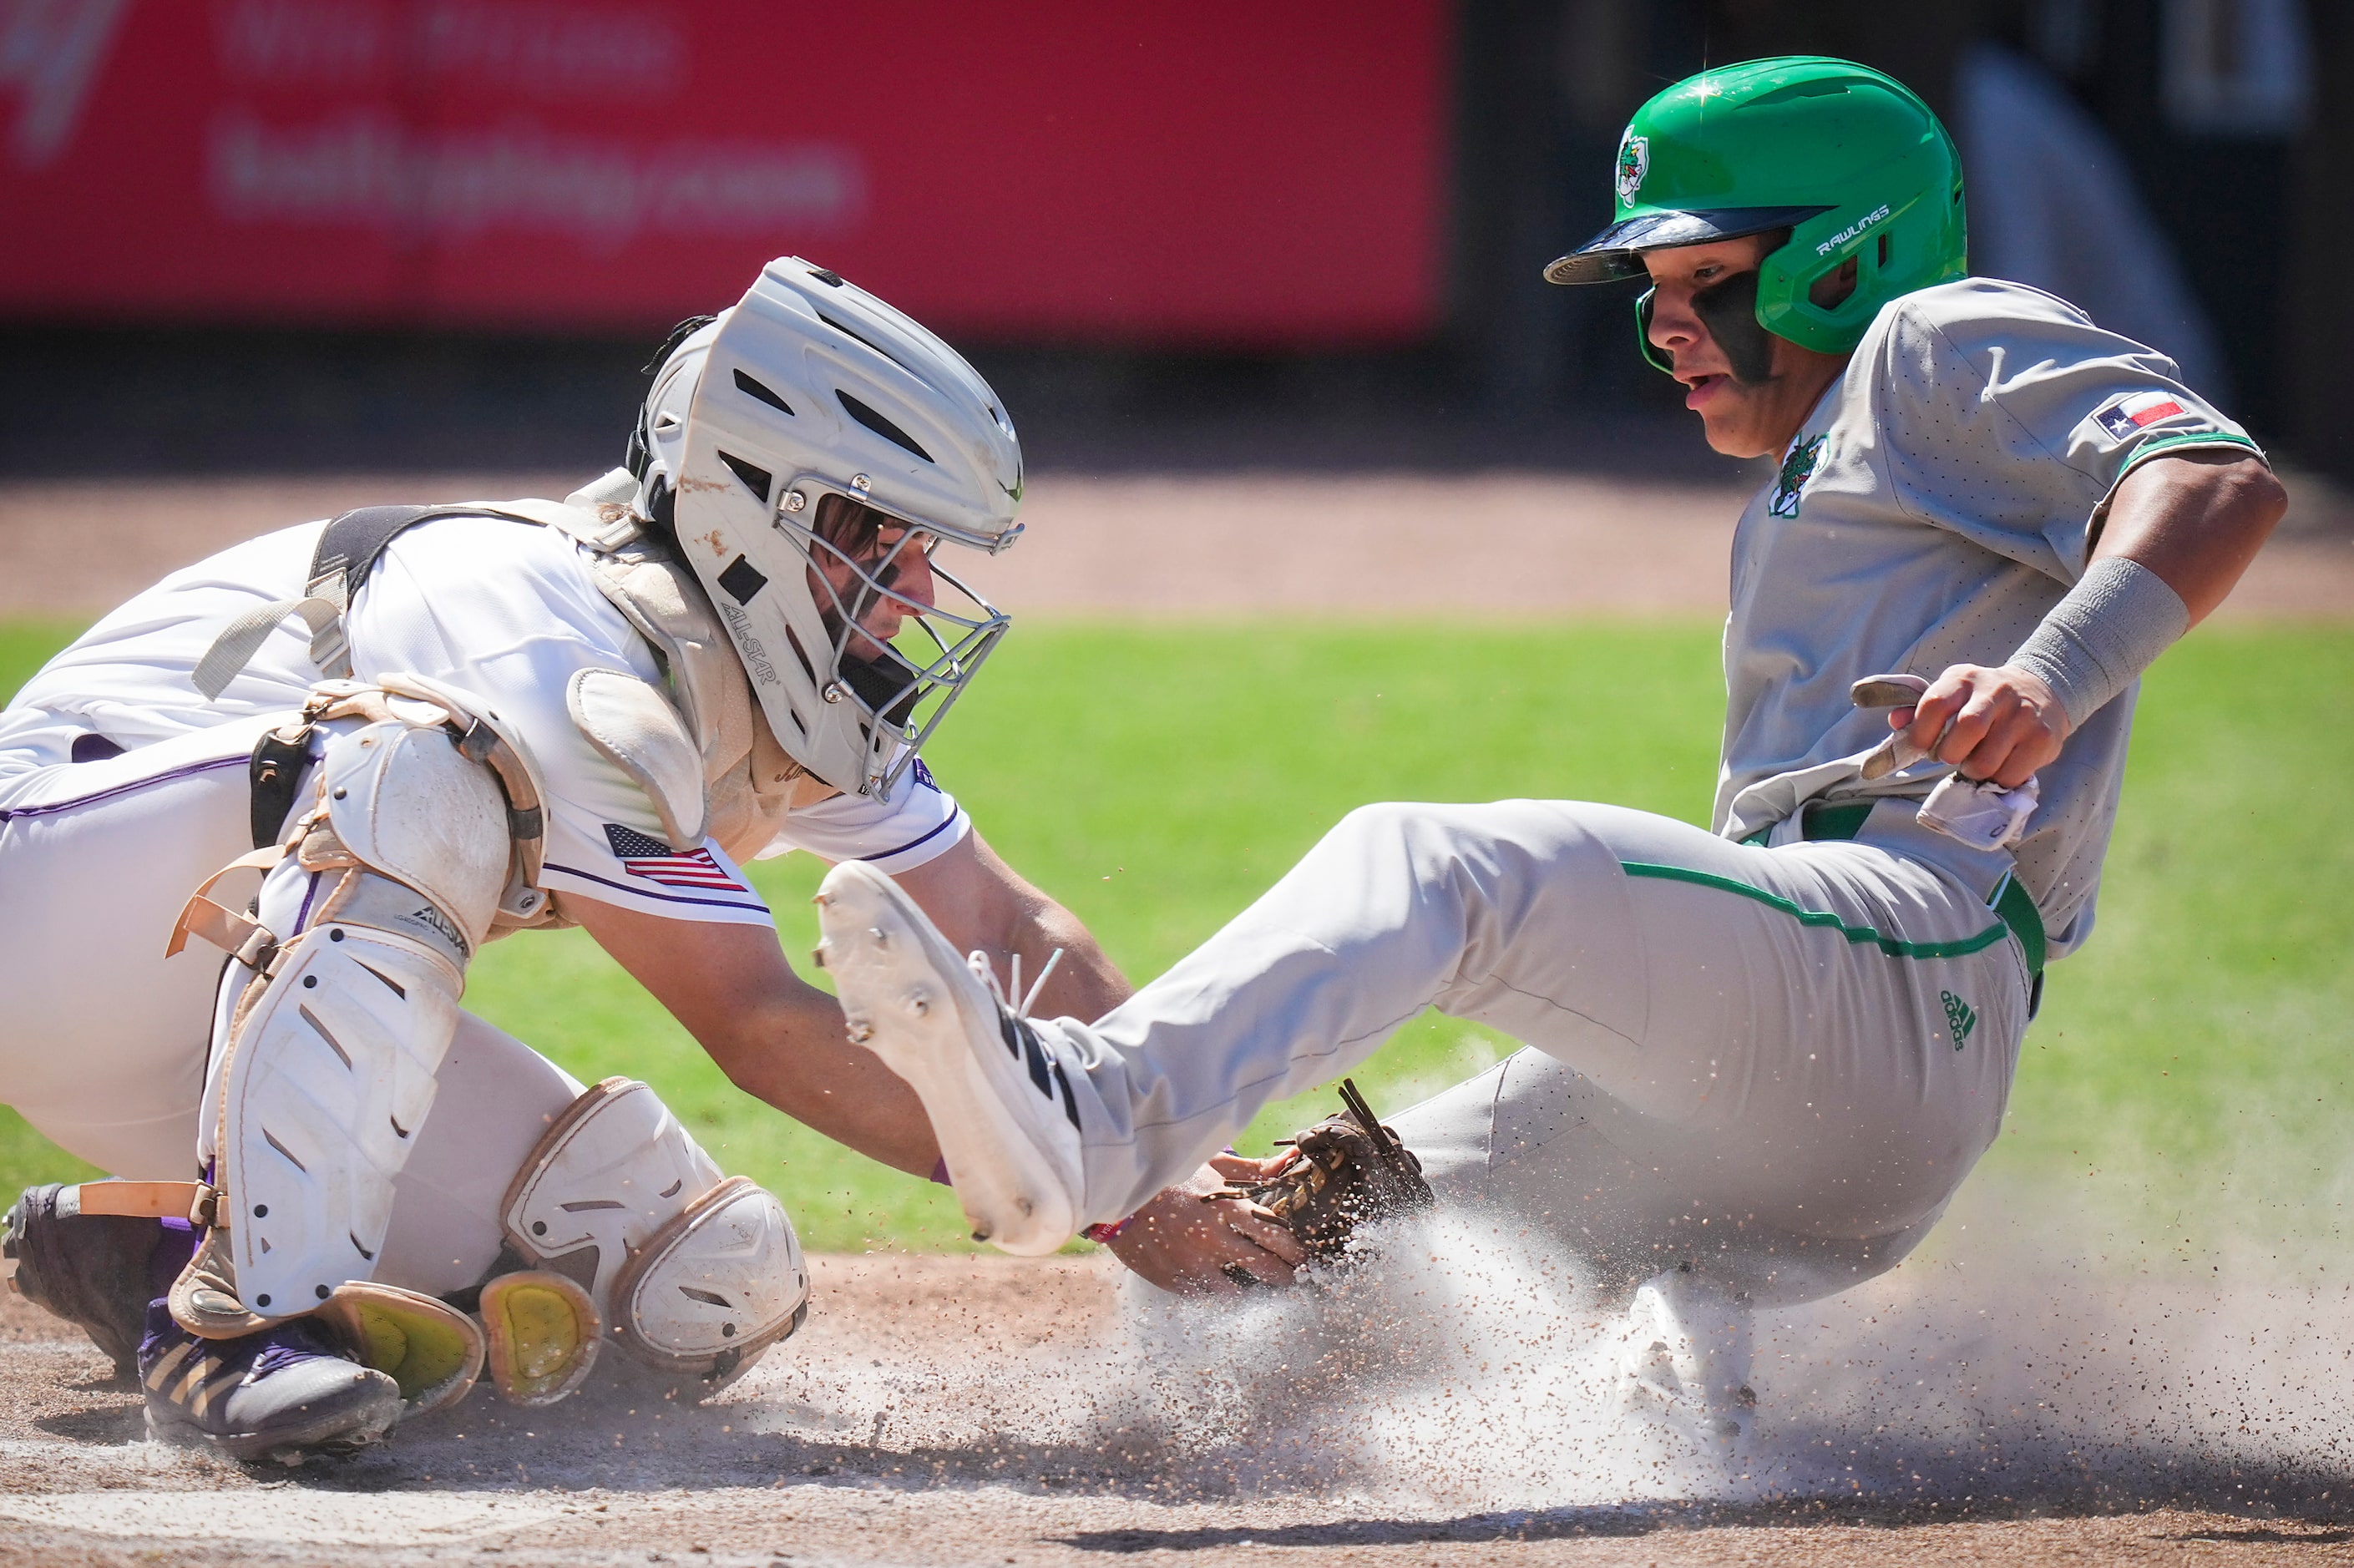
[3,1183,164,1383]
[1616,1267,1757,1448]
[139,1302,402,1465]
[813,860,1086,1257]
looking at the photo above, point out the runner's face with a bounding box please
[1643,236,1847,459]
[807,505,938,662]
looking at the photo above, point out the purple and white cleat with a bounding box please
[139,1304,402,1465]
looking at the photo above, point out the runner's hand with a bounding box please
[1894,663,2071,791]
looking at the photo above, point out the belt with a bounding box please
[1788,799,2046,980]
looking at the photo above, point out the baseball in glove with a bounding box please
[1205,1080,1432,1265]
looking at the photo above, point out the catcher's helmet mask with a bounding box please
[625,258,1024,798]
[797,488,989,730]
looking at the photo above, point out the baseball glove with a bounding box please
[1205,1080,1432,1261]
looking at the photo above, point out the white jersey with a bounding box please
[1714,278,2260,957]
[1,513,969,926]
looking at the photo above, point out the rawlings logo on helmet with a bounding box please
[1616,133,1649,205]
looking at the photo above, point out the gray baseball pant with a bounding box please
[1043,797,2034,1306]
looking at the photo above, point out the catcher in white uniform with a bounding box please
[0,260,1128,1461]
[813,58,2287,1439]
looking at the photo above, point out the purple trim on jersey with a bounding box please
[0,754,246,823]
[856,809,962,865]
[292,871,323,936]
[540,860,772,913]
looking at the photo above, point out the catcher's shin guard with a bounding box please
[166,680,539,1347]
[488,1078,808,1402]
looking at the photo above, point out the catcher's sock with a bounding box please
[138,1302,402,1464]
[2,1183,170,1381]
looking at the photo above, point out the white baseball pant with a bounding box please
[0,714,580,1297]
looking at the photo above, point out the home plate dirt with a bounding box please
[6,1191,2354,1568]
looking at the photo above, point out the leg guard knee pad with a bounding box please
[175,685,518,1331]
[314,1280,487,1420]
[490,1079,808,1399]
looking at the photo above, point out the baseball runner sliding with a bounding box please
[816,57,2287,1446]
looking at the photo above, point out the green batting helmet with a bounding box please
[1546,56,1967,362]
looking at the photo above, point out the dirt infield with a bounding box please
[3,467,2350,620]
[5,1206,2353,1568]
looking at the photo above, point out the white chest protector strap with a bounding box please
[188,487,801,867]
[194,505,487,700]
[492,1077,808,1395]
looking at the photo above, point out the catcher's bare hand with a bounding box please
[1892,663,2070,791]
[1103,1158,1306,1296]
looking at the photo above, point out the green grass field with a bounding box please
[4,619,2348,1255]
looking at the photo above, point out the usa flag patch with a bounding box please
[2094,390,2189,441]
[602,823,745,892]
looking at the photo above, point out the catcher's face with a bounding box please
[1643,235,1849,461]
[806,495,939,663]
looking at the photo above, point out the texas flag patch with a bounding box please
[602,823,746,892]
[2093,390,2189,441]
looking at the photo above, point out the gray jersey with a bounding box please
[1714,278,2260,958]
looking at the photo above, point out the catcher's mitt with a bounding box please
[1206,1080,1432,1260]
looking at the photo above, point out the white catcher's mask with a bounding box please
[628,257,1023,797]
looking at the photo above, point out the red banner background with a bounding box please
[0,2,1453,344]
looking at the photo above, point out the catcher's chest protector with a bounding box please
[194,491,815,883]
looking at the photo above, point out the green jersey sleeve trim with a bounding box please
[1619,860,2012,960]
[2116,428,2263,478]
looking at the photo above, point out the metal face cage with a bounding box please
[775,473,1011,797]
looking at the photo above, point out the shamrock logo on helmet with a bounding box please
[1616,133,1649,205]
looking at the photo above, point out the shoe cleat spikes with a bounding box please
[813,860,1086,1257]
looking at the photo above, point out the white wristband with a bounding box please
[2007,556,2188,729]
